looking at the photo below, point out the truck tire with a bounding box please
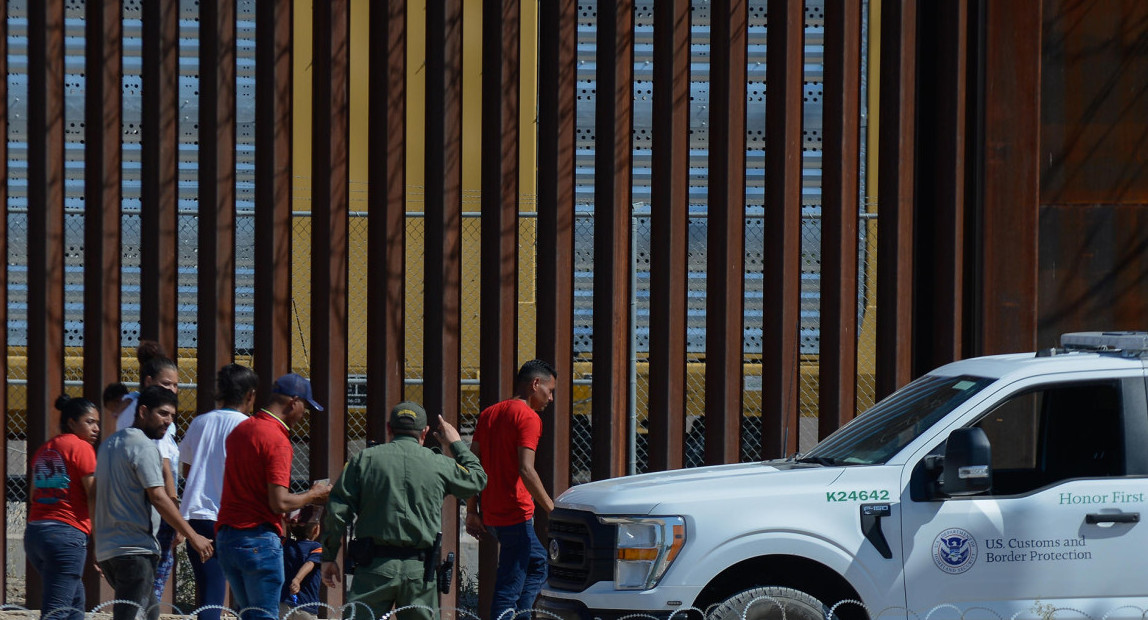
[707,586,829,620]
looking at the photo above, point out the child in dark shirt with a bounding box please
[281,505,325,620]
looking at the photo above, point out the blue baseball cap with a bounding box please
[272,373,324,411]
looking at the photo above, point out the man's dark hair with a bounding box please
[516,359,557,386]
[139,384,178,412]
[102,382,128,406]
[215,363,259,407]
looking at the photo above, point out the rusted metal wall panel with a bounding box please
[197,0,238,413]
[367,0,407,445]
[875,0,916,399]
[818,0,861,439]
[591,0,634,481]
[480,0,520,409]
[1037,2,1148,345]
[705,0,747,465]
[254,0,294,395]
[646,0,690,473]
[1039,205,1148,344]
[140,0,179,354]
[971,0,1041,355]
[1041,0,1148,205]
[913,0,967,373]
[760,0,804,459]
[26,0,66,605]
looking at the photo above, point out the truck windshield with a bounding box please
[801,374,995,465]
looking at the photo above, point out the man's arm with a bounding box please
[518,447,554,514]
[437,418,487,501]
[267,480,331,514]
[144,486,213,562]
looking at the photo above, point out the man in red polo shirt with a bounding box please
[465,359,557,619]
[216,373,331,620]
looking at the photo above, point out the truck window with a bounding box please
[975,381,1125,495]
[804,374,994,465]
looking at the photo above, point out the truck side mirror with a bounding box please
[940,427,992,496]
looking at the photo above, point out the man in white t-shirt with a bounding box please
[179,364,258,620]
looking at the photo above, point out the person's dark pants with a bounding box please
[99,554,160,620]
[489,518,548,620]
[24,520,87,620]
[186,519,227,620]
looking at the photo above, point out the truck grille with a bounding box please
[546,508,617,592]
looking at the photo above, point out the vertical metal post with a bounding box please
[819,0,862,439]
[479,0,521,410]
[971,0,1041,355]
[761,0,805,459]
[424,0,465,610]
[254,0,294,395]
[140,0,180,355]
[534,0,578,609]
[705,0,748,465]
[913,0,968,374]
[26,0,66,605]
[647,0,690,472]
[310,1,350,609]
[198,0,238,412]
[875,0,917,399]
[591,0,634,481]
[367,0,408,444]
[83,0,123,602]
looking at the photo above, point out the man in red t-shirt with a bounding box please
[215,373,332,620]
[466,359,557,619]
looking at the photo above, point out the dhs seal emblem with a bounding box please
[932,528,977,574]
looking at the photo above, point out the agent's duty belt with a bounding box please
[348,538,429,563]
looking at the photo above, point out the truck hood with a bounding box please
[555,461,846,515]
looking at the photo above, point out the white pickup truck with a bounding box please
[538,332,1148,620]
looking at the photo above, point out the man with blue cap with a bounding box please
[216,373,333,620]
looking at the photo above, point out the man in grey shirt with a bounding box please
[92,385,213,620]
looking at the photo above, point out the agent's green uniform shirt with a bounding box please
[320,435,486,619]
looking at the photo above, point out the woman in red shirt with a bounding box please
[25,395,100,620]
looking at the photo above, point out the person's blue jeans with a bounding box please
[186,519,227,620]
[24,519,87,620]
[216,525,284,620]
[489,518,548,620]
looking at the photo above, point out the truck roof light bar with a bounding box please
[1058,331,1148,356]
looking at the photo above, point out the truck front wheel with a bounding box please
[707,586,829,620]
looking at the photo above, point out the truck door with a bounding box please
[900,377,1148,619]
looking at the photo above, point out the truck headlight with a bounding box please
[599,516,686,590]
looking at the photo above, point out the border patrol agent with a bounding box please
[320,402,487,619]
